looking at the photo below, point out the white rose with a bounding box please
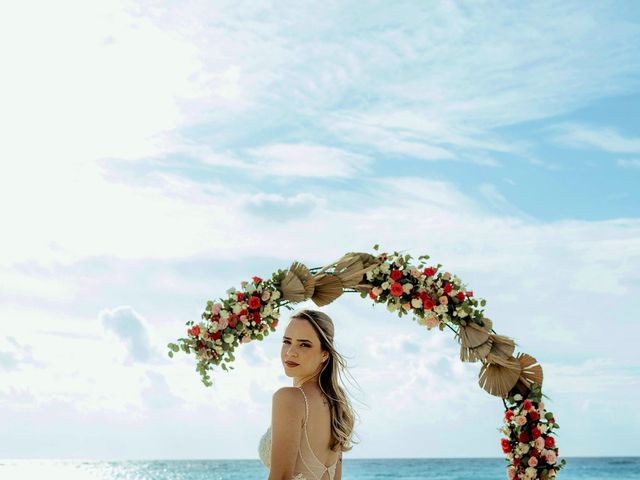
[411,298,422,308]
[457,309,468,318]
[223,333,234,344]
[232,304,242,314]
[214,346,224,355]
[226,287,236,295]
[381,281,390,290]
[372,267,381,275]
[220,310,230,320]
[263,305,273,316]
[402,283,413,293]
[380,263,390,273]
[272,290,281,300]
[513,394,523,401]
[366,271,374,281]
[387,302,398,312]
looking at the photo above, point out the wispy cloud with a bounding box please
[548,123,640,153]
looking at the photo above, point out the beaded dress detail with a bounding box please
[258,386,339,480]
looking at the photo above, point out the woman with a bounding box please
[258,309,360,480]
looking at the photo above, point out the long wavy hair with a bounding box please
[290,308,362,453]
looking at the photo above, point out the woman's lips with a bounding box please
[285,361,299,367]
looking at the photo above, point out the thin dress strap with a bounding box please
[296,387,339,480]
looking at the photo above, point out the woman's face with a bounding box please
[281,317,326,378]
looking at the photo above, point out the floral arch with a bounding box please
[168,245,566,480]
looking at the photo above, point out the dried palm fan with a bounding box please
[279,261,316,302]
[334,252,385,289]
[514,352,543,391]
[311,273,344,306]
[478,355,522,398]
[486,334,517,365]
[460,337,493,362]
[455,320,491,349]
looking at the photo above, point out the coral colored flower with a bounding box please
[390,282,404,297]
[369,289,378,300]
[528,456,538,467]
[248,295,262,309]
[439,295,448,305]
[507,466,517,479]
[188,325,201,337]
[390,269,403,281]
[425,316,439,329]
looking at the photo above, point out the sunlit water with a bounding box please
[0,457,637,480]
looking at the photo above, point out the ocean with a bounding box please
[0,457,637,480]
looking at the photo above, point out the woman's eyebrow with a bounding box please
[283,336,313,343]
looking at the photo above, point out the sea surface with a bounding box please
[0,457,637,480]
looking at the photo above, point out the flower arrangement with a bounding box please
[168,244,566,478]
[500,384,566,479]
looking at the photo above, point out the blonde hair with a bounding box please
[290,308,362,453]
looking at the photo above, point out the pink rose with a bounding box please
[528,456,538,467]
[261,291,271,301]
[212,303,222,315]
[442,272,451,280]
[241,335,252,344]
[218,316,229,330]
[402,302,411,311]
[506,466,517,479]
[425,316,440,329]
[546,450,557,464]
[439,295,448,305]
[535,437,545,450]
[515,415,527,426]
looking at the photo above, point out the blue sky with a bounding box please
[1,0,639,461]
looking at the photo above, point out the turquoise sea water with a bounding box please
[0,457,637,480]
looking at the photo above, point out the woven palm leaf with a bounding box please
[456,321,491,349]
[478,356,522,397]
[479,317,493,331]
[460,337,493,363]
[311,273,344,307]
[486,334,517,365]
[333,253,366,288]
[515,352,543,389]
[279,261,315,303]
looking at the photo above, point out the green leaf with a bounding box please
[373,244,379,250]
[168,351,174,358]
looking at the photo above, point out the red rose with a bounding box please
[513,458,521,467]
[423,267,437,277]
[211,330,221,340]
[423,298,435,310]
[529,410,540,421]
[369,289,378,300]
[505,409,514,422]
[523,399,532,411]
[518,432,529,443]
[252,311,261,323]
[544,436,555,449]
[390,282,404,297]
[272,320,278,327]
[252,276,262,284]
[248,295,262,310]
[188,325,201,337]
[501,438,512,453]
[530,448,539,458]
[455,291,465,301]
[228,314,238,328]
[531,427,541,439]
[466,290,473,297]
[443,282,452,294]
[239,308,248,316]
[390,269,403,281]
[236,292,245,302]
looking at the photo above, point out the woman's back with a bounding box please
[259,385,341,480]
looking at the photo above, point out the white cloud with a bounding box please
[549,123,640,153]
[100,306,160,364]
